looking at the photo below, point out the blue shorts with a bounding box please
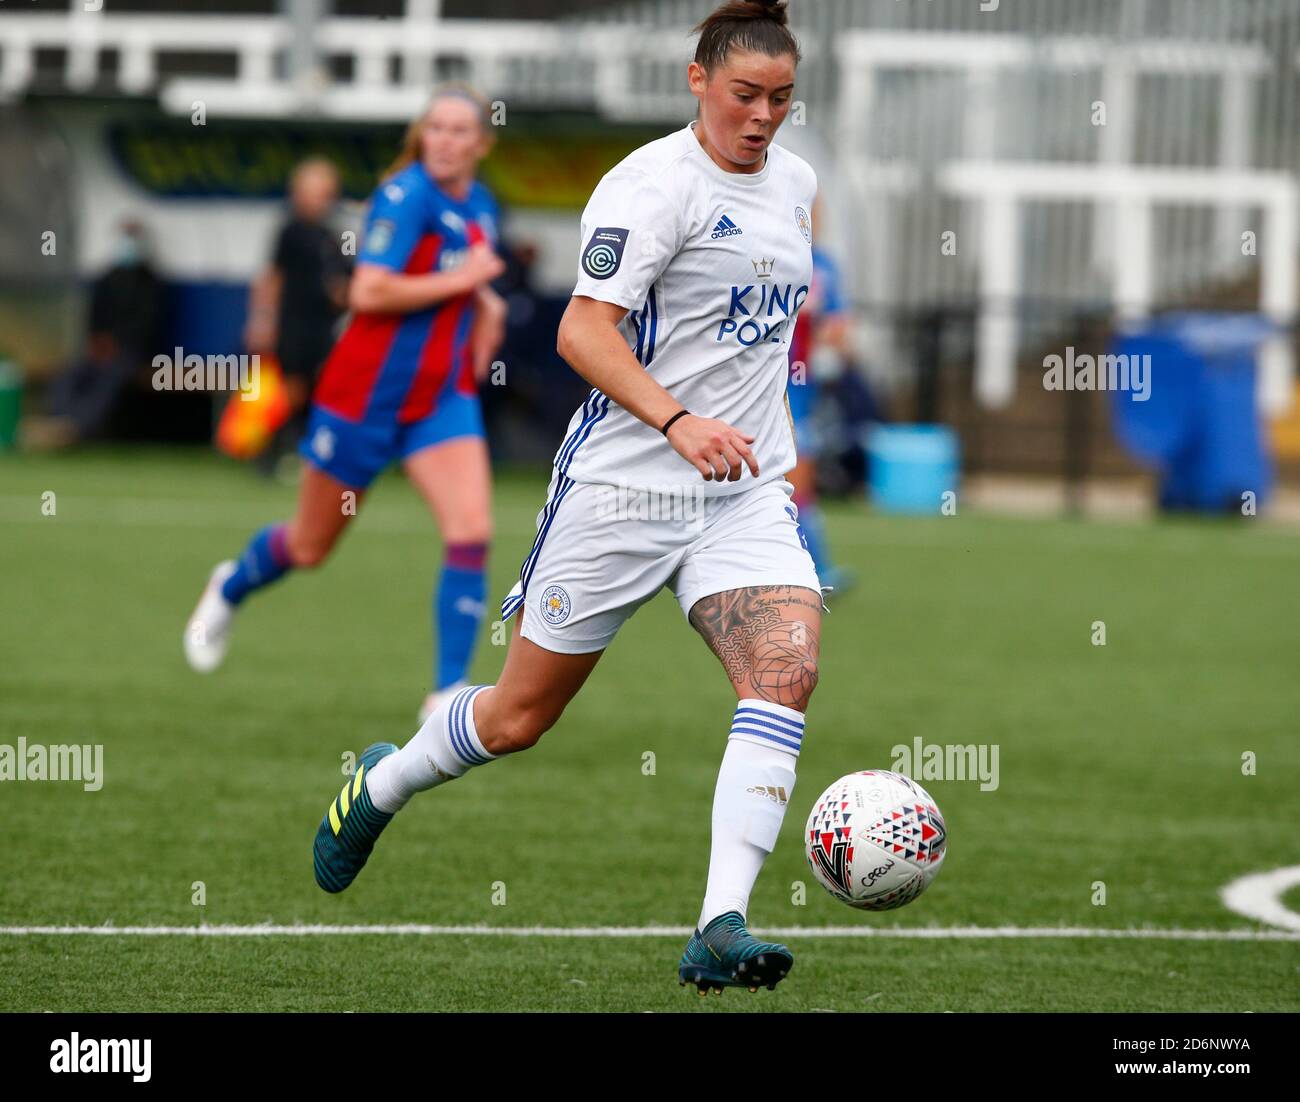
[786,378,820,459]
[300,393,485,489]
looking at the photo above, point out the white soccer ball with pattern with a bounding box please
[804,770,947,910]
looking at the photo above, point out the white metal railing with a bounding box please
[0,10,729,121]
[0,13,293,97]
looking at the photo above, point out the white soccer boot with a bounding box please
[184,561,238,673]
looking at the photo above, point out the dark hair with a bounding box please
[693,0,801,72]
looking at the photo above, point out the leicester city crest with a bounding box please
[540,585,572,625]
[794,206,812,244]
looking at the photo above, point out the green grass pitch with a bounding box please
[1,449,1297,1012]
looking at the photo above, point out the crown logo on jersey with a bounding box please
[752,257,775,279]
[711,215,744,240]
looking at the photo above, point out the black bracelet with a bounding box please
[661,410,692,436]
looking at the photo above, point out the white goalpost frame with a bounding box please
[834,29,1298,414]
[938,161,1298,413]
[0,4,715,123]
[836,30,1272,266]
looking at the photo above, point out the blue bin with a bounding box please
[865,424,960,514]
[1110,312,1276,512]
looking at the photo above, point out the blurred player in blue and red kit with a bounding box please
[185,86,507,720]
[786,211,852,592]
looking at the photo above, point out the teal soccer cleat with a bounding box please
[313,742,398,894]
[678,911,794,996]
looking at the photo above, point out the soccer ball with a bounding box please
[804,770,947,910]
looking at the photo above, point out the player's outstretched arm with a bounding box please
[470,284,508,385]
[349,245,505,315]
[557,295,759,482]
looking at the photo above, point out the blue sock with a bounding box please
[221,523,293,606]
[436,543,487,690]
[795,500,834,578]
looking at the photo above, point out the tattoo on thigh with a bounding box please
[688,586,820,702]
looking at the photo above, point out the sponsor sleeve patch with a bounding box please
[581,227,630,280]
[364,219,396,257]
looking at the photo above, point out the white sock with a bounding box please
[366,684,497,813]
[697,699,804,930]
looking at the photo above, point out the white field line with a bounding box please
[0,924,1296,941]
[1220,865,1300,932]
[3,494,1299,559]
[0,494,536,538]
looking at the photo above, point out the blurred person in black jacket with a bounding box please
[244,157,351,473]
[31,219,166,447]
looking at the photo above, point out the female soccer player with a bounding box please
[315,0,821,997]
[185,87,507,722]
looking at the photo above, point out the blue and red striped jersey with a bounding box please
[314,161,500,425]
[789,247,845,377]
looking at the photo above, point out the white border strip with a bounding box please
[0,924,1296,941]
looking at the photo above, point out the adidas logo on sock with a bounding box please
[747,785,789,805]
[454,596,486,617]
[711,215,743,239]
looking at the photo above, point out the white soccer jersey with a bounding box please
[557,121,818,497]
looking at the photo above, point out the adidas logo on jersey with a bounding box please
[711,215,743,239]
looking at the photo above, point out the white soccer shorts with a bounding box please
[500,473,824,654]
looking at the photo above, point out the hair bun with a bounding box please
[693,0,800,69]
